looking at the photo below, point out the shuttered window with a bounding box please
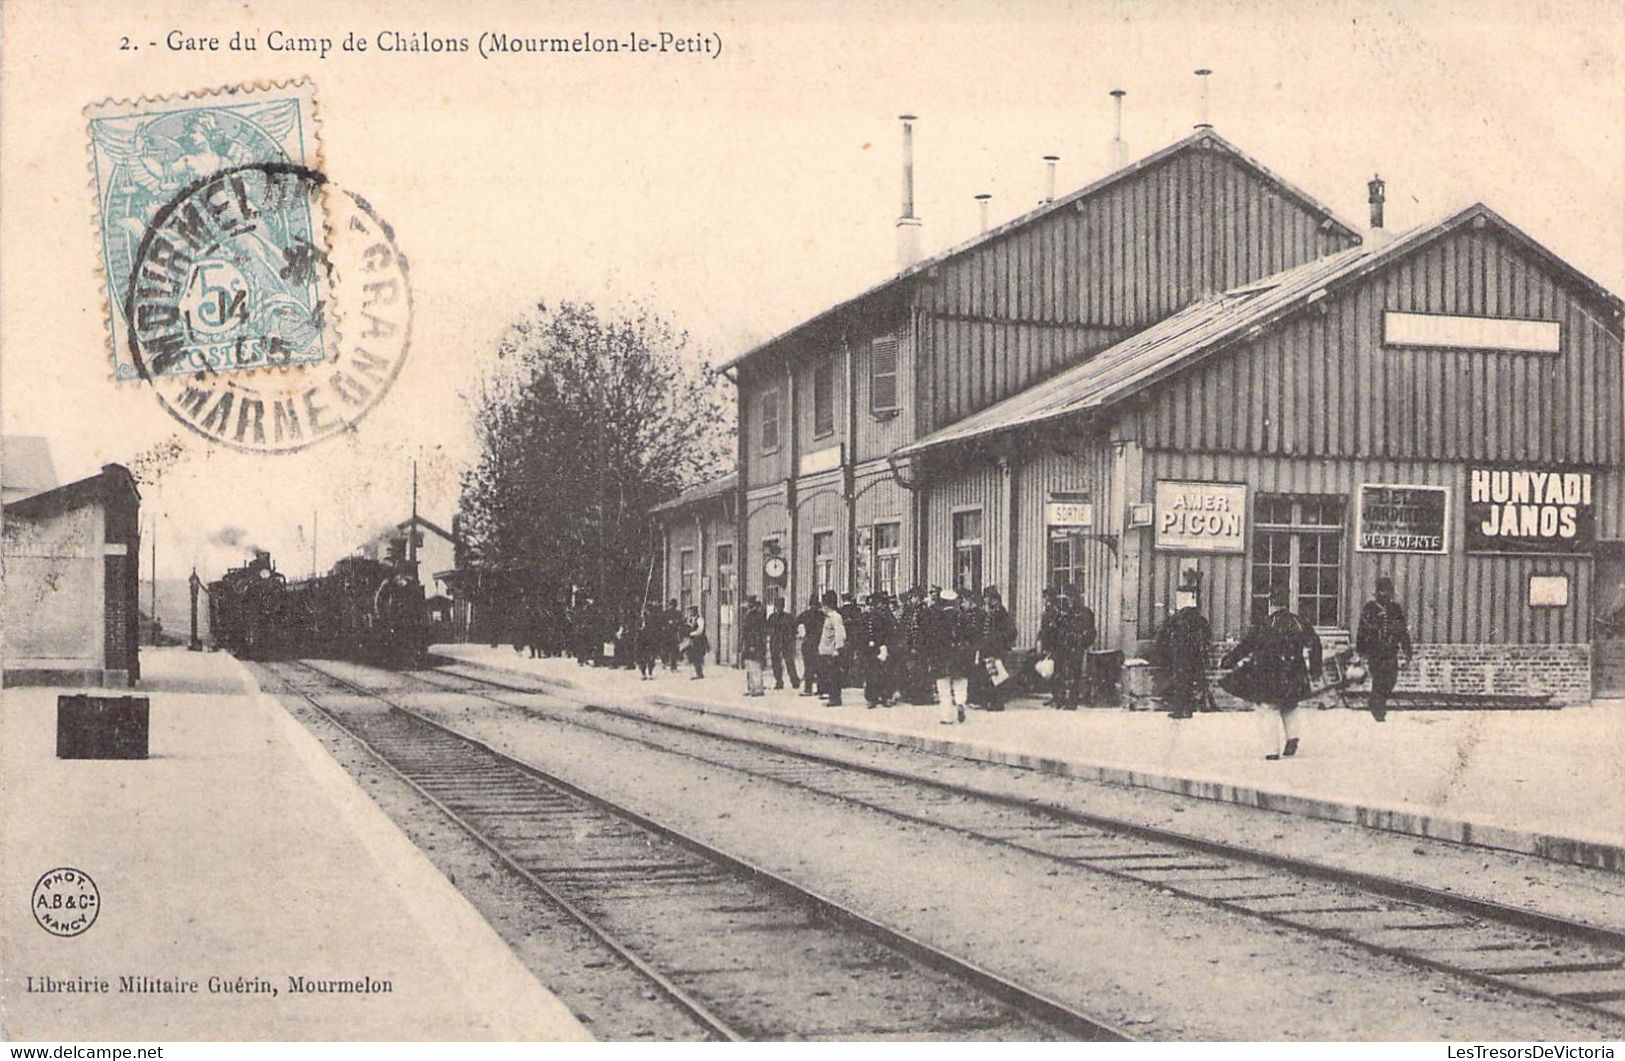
[813,361,835,438]
[759,388,781,453]
[870,336,899,414]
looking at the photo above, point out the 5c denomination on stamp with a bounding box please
[87,80,328,383]
[85,83,412,453]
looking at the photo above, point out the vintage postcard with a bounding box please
[3,0,1624,1051]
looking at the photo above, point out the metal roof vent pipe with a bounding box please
[1109,88,1129,169]
[1368,174,1394,249]
[896,113,923,271]
[975,192,992,234]
[1041,155,1060,205]
[1194,68,1213,130]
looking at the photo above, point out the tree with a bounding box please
[458,300,732,626]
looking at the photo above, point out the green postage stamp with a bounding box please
[86,80,330,384]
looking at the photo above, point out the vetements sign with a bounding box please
[1154,481,1246,553]
[1466,467,1594,554]
[1356,484,1449,553]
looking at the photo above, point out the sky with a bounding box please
[3,0,1622,582]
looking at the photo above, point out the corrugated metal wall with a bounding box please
[794,475,846,605]
[1129,227,1625,468]
[923,460,1004,595]
[1013,442,1118,647]
[914,147,1357,432]
[742,490,788,603]
[740,363,792,490]
[1143,451,1596,645]
[852,317,914,463]
[853,469,913,596]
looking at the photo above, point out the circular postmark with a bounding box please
[32,867,100,937]
[124,162,412,454]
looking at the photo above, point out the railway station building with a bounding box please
[2,457,143,687]
[654,125,1625,702]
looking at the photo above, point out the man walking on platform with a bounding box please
[1356,576,1412,722]
[796,595,824,696]
[766,595,800,691]
[1223,586,1322,760]
[924,588,976,723]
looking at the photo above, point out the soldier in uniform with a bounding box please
[766,595,800,691]
[1223,586,1323,759]
[796,594,825,696]
[739,595,768,696]
[861,594,897,708]
[1356,576,1413,722]
[1156,581,1212,719]
[973,586,1016,711]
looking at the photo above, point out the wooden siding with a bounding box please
[914,147,1356,432]
[852,320,915,463]
[1012,442,1118,648]
[853,469,912,596]
[1141,451,1602,645]
[923,460,1004,595]
[793,475,846,606]
[1127,227,1625,467]
[741,362,793,490]
[742,489,789,603]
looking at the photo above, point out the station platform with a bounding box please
[0,647,592,1041]
[438,644,1625,873]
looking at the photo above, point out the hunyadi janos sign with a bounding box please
[1465,467,1595,555]
[1154,481,1247,553]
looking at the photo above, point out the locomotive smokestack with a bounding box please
[896,114,923,271]
[1109,89,1128,169]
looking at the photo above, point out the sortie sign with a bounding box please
[1154,481,1247,553]
[1465,466,1595,555]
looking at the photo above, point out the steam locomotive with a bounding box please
[208,550,429,666]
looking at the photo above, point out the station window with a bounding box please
[678,548,696,613]
[716,543,735,611]
[813,361,835,438]
[873,521,901,597]
[812,531,835,602]
[1250,494,1346,627]
[953,509,983,595]
[759,388,781,454]
[1049,530,1088,591]
[871,336,900,415]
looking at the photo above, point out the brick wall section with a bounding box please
[1202,641,1592,707]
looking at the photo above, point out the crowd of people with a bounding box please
[498,575,1413,756]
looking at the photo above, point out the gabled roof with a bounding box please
[720,127,1363,373]
[396,514,460,545]
[897,202,1624,456]
[5,464,139,521]
[651,472,737,514]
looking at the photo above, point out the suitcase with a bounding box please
[56,695,149,760]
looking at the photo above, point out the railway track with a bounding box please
[394,659,1625,1028]
[264,659,1130,1042]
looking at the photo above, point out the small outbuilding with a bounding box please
[3,462,142,687]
